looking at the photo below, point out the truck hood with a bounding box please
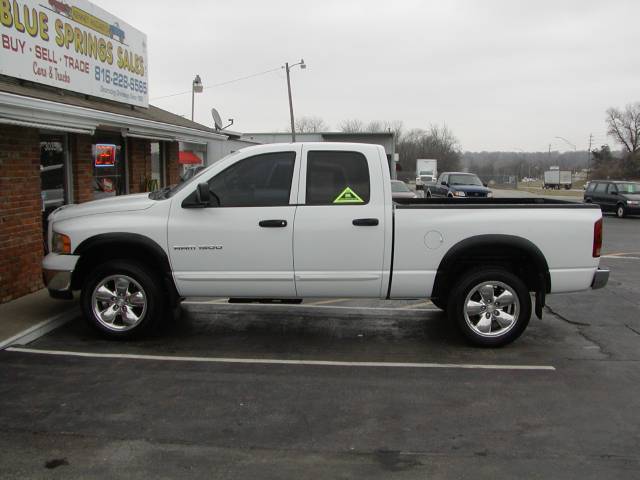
[451,185,492,194]
[49,193,156,221]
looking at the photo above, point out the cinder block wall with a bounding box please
[0,126,44,302]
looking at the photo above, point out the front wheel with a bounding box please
[616,204,626,218]
[447,268,531,347]
[81,260,166,339]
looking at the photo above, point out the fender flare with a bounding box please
[432,234,551,317]
[72,233,177,303]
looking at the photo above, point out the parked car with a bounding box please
[424,172,493,198]
[584,180,640,218]
[43,143,607,347]
[391,180,417,200]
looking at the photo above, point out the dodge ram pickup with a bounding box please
[43,143,609,346]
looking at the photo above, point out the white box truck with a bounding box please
[415,159,438,190]
[544,169,573,190]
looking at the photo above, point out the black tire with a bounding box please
[447,268,531,347]
[616,204,626,218]
[81,260,167,339]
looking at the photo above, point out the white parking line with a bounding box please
[399,300,433,309]
[304,298,350,306]
[5,347,555,371]
[181,301,439,312]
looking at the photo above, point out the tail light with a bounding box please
[593,218,603,257]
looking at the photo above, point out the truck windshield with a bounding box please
[449,174,483,186]
[149,151,241,200]
[617,183,640,194]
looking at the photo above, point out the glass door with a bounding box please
[40,133,69,251]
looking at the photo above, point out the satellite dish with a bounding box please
[211,108,223,130]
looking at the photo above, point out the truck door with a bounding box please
[168,146,301,297]
[293,145,387,297]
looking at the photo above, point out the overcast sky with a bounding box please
[96,0,640,152]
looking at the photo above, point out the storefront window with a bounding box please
[150,142,164,190]
[179,141,206,176]
[92,135,125,199]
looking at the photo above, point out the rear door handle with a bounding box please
[352,218,379,226]
[259,219,288,228]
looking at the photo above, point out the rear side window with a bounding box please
[593,183,607,193]
[208,152,296,207]
[305,151,370,205]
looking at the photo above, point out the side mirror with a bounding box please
[610,190,618,195]
[441,181,448,186]
[483,182,488,187]
[196,182,211,204]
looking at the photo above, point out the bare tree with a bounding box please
[606,103,640,153]
[396,124,461,174]
[606,103,640,177]
[338,119,364,133]
[365,120,383,132]
[285,116,328,133]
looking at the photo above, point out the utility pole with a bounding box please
[283,59,306,142]
[285,63,295,142]
[587,133,593,181]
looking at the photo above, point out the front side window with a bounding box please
[594,183,607,193]
[606,184,618,194]
[305,151,370,205]
[208,151,296,207]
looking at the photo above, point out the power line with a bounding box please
[150,66,283,101]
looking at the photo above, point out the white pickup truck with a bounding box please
[43,143,609,346]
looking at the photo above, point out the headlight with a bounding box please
[486,191,493,198]
[52,232,71,254]
[453,191,466,197]
[627,200,639,206]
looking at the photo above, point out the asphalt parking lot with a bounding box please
[1,215,639,479]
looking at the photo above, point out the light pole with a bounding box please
[284,59,306,142]
[191,74,203,122]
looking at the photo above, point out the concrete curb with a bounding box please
[0,306,80,350]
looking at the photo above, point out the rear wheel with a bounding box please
[81,260,166,339]
[616,204,626,218]
[447,268,531,347]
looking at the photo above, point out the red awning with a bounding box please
[178,150,202,165]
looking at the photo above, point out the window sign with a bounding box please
[94,143,116,167]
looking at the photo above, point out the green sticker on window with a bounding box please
[333,187,364,204]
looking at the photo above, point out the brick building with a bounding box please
[0,78,226,303]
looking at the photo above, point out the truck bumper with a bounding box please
[591,268,610,290]
[43,253,80,299]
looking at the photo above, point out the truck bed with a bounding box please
[394,197,594,209]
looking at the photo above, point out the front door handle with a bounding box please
[352,218,379,226]
[259,219,288,228]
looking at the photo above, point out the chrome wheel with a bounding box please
[91,275,147,332]
[617,205,625,218]
[464,281,520,337]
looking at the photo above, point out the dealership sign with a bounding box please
[0,0,148,107]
